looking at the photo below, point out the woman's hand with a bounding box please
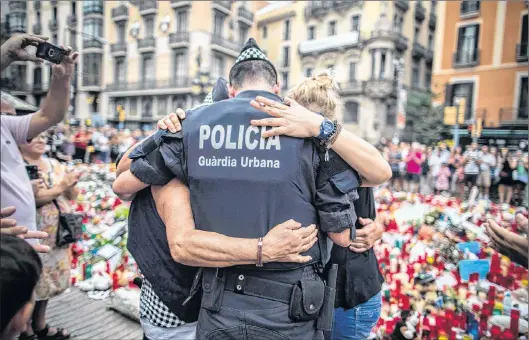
[59,171,78,191]
[249,96,324,138]
[157,109,187,133]
[348,218,384,253]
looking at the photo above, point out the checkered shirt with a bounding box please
[139,277,185,328]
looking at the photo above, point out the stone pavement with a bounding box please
[47,288,142,340]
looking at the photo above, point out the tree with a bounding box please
[403,90,444,146]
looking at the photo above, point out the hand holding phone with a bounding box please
[36,42,68,64]
[25,165,40,181]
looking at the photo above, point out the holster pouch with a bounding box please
[201,268,226,313]
[317,264,338,332]
[289,279,325,322]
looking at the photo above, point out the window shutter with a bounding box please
[444,84,453,106]
[473,25,480,59]
[466,83,474,120]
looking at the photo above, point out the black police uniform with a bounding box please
[129,39,361,340]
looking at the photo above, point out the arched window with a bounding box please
[344,101,359,124]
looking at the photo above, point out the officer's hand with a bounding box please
[262,219,318,263]
[349,218,384,253]
[157,109,186,133]
[250,96,324,138]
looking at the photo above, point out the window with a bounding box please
[520,15,528,58]
[117,22,126,43]
[157,96,167,116]
[380,51,387,79]
[214,13,224,36]
[344,102,359,123]
[414,25,420,42]
[71,1,76,15]
[53,6,58,20]
[518,76,528,118]
[142,97,153,118]
[282,46,290,67]
[82,54,101,86]
[239,26,248,44]
[328,21,337,36]
[12,65,26,83]
[145,16,155,37]
[83,0,103,14]
[446,82,474,120]
[424,66,432,90]
[83,18,102,40]
[115,58,126,84]
[351,15,360,32]
[427,31,434,49]
[305,67,313,78]
[456,24,480,64]
[33,67,42,85]
[283,19,290,40]
[393,13,404,33]
[213,55,224,78]
[370,51,375,79]
[142,54,154,82]
[460,0,480,15]
[176,10,188,32]
[172,96,186,112]
[281,72,289,90]
[174,51,186,79]
[412,58,420,88]
[9,12,26,31]
[308,26,315,40]
[129,97,137,116]
[348,62,356,81]
[262,25,267,38]
[36,10,41,23]
[386,109,397,126]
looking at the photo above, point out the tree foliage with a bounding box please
[403,90,444,146]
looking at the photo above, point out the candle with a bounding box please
[510,309,520,335]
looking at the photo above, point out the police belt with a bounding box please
[224,271,293,304]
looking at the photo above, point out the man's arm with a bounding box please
[1,34,47,72]
[153,179,317,267]
[27,47,79,139]
[112,170,148,201]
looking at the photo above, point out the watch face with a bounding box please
[322,120,334,135]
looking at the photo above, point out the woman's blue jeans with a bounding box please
[331,291,382,340]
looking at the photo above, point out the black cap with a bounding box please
[212,77,229,102]
[229,38,277,84]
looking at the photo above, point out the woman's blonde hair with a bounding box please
[287,70,342,119]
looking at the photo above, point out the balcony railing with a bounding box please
[106,78,192,92]
[67,15,77,28]
[425,48,434,64]
[333,0,363,11]
[138,37,156,50]
[9,0,26,12]
[10,25,27,34]
[305,0,334,18]
[429,12,436,30]
[112,5,129,20]
[364,79,395,99]
[412,42,427,58]
[415,1,426,21]
[395,0,409,11]
[339,81,364,94]
[83,1,103,15]
[169,32,190,45]
[32,23,41,35]
[516,43,528,62]
[11,82,31,92]
[238,7,254,24]
[110,42,127,54]
[212,0,232,13]
[211,34,240,52]
[83,39,103,49]
[139,1,157,15]
[395,32,408,51]
[499,107,528,125]
[299,31,361,56]
[461,0,480,17]
[453,49,480,68]
[48,19,58,32]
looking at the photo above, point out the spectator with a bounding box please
[498,148,516,206]
[73,127,88,162]
[435,162,451,195]
[109,134,121,164]
[59,132,75,163]
[513,151,528,206]
[1,235,43,340]
[404,142,424,193]
[477,145,496,201]
[426,147,442,195]
[462,142,480,202]
[388,143,403,191]
[449,146,464,195]
[18,132,79,340]
[438,142,451,164]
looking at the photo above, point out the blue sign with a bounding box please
[456,241,481,255]
[459,259,490,281]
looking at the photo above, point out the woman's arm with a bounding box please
[112,170,149,201]
[35,185,64,207]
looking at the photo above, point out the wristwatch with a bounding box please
[315,117,335,141]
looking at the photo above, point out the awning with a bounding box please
[0,91,38,112]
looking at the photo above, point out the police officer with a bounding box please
[128,38,361,340]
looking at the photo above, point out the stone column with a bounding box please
[374,49,381,79]
[385,50,393,80]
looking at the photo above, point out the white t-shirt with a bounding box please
[464,150,480,175]
[479,152,496,172]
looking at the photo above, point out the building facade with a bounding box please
[255,0,437,143]
[432,0,528,146]
[102,0,265,129]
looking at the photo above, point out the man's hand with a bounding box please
[51,46,79,79]
[1,206,50,253]
[485,214,528,268]
[1,34,48,65]
[262,220,318,263]
[249,96,324,138]
[349,218,384,253]
[157,109,187,133]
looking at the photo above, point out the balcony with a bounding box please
[32,23,41,35]
[395,32,408,51]
[33,0,41,11]
[9,0,26,12]
[83,1,103,16]
[106,78,192,92]
[10,25,27,34]
[67,15,77,28]
[139,1,157,16]
[110,42,127,56]
[394,0,409,12]
[333,0,363,11]
[425,48,434,64]
[137,37,156,53]
[48,19,58,32]
[429,12,436,30]
[82,75,101,88]
[339,81,364,95]
[304,1,334,19]
[171,0,192,9]
[299,31,362,57]
[32,82,49,94]
[83,39,103,50]
[367,29,398,45]
[460,0,480,18]
[212,0,232,14]
[211,34,240,57]
[516,43,528,62]
[415,1,426,21]
[169,32,190,48]
[112,5,129,21]
[238,6,254,26]
[499,107,528,126]
[364,79,395,99]
[412,42,427,58]
[453,49,480,68]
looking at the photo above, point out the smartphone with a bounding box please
[36,42,67,64]
[25,165,40,180]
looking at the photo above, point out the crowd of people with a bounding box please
[380,141,528,207]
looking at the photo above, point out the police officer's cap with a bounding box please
[229,38,277,84]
